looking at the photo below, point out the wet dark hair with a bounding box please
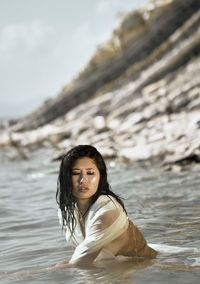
[56,145,127,234]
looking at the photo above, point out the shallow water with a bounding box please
[0,149,200,283]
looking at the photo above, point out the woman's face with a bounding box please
[71,157,100,203]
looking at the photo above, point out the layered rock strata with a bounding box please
[0,0,200,167]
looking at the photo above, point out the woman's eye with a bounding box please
[72,172,80,175]
[87,172,95,175]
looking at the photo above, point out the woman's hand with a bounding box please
[8,253,98,277]
[8,267,53,276]
[8,261,71,276]
[54,259,72,269]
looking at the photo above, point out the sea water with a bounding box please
[0,148,200,284]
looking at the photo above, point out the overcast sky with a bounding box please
[0,0,148,119]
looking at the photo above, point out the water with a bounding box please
[0,149,200,283]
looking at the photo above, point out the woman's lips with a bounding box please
[79,186,89,192]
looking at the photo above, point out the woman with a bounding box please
[10,145,156,276]
[55,145,157,269]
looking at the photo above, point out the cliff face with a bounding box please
[1,0,200,167]
[12,0,200,130]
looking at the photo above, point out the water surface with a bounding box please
[0,149,200,283]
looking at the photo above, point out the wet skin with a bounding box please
[71,157,100,213]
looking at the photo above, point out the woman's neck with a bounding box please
[76,199,90,216]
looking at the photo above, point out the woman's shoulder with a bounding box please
[95,194,115,204]
[87,195,128,228]
[91,194,121,213]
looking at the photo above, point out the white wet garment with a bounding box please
[149,243,200,255]
[58,195,129,263]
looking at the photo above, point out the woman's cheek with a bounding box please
[90,176,99,187]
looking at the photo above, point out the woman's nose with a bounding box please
[80,173,88,183]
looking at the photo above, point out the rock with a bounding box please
[95,147,116,159]
[93,116,108,133]
[9,0,200,131]
[0,0,200,170]
[119,146,153,161]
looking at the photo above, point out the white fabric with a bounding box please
[149,243,200,255]
[58,195,129,263]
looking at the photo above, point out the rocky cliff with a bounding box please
[1,0,200,168]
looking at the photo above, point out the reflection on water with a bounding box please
[72,258,151,284]
[0,149,200,284]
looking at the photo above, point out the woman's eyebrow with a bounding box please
[72,167,95,170]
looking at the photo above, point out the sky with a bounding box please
[0,0,148,119]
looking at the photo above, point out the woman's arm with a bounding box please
[55,249,101,268]
[8,266,56,276]
[9,249,101,276]
[69,249,101,267]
